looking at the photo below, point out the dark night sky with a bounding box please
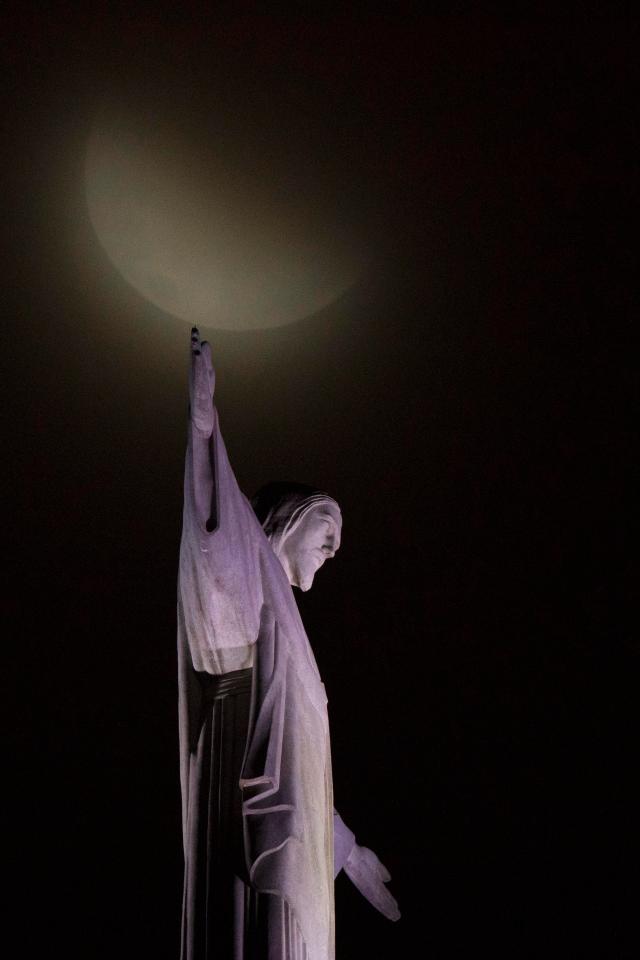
[3,6,637,959]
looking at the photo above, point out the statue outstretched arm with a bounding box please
[179,328,264,666]
[334,810,401,921]
[187,327,217,530]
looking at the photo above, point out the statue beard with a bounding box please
[292,551,324,592]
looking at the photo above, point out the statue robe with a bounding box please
[178,393,353,960]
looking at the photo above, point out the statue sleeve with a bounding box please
[178,399,265,674]
[333,810,356,877]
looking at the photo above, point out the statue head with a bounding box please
[252,482,342,592]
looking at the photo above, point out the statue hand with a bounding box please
[189,327,215,438]
[343,844,401,922]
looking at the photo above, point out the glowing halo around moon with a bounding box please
[84,123,365,331]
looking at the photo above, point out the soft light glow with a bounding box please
[84,123,364,330]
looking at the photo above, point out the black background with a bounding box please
[3,6,636,958]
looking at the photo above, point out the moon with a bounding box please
[84,121,365,330]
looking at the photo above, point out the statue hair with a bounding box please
[251,482,340,556]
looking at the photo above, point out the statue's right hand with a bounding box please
[343,844,401,922]
[189,327,215,438]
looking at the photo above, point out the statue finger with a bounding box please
[375,886,401,922]
[356,873,400,921]
[360,845,391,882]
[362,877,401,922]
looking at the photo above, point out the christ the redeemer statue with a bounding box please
[178,329,399,960]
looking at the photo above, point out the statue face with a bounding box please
[279,502,342,592]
